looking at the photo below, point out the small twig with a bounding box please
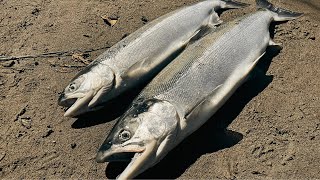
[0,151,6,162]
[52,68,74,73]
[0,46,110,62]
[50,63,86,68]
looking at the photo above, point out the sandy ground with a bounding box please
[0,0,319,179]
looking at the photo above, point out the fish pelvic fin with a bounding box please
[221,0,250,9]
[256,0,303,21]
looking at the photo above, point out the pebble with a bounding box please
[2,60,15,67]
[21,117,32,129]
[42,129,54,138]
[71,143,77,149]
[141,16,149,23]
[309,36,315,40]
[0,151,6,161]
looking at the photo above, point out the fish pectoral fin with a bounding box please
[185,52,268,121]
[185,84,223,121]
[189,12,221,44]
[121,57,151,80]
[122,33,198,80]
[208,12,222,28]
[189,26,217,45]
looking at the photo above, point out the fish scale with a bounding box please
[138,11,271,115]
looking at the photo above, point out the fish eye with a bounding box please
[119,130,131,141]
[68,83,78,92]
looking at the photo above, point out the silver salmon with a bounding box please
[58,0,248,117]
[96,0,302,179]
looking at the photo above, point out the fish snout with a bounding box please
[58,92,76,107]
[96,151,108,163]
[96,141,112,163]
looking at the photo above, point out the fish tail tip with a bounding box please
[256,0,303,21]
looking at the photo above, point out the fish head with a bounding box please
[58,63,115,117]
[96,99,179,179]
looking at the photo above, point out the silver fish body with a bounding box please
[58,0,248,117]
[96,0,302,179]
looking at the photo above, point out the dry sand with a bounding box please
[0,0,319,179]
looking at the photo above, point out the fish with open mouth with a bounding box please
[96,0,302,179]
[58,0,249,117]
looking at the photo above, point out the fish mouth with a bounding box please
[59,85,112,117]
[58,93,77,107]
[63,91,95,117]
[96,141,157,179]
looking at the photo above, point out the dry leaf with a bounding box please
[101,15,119,27]
[72,53,85,61]
[72,53,91,65]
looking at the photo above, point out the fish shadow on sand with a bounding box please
[104,43,281,179]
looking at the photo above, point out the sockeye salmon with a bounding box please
[58,0,248,117]
[96,0,302,179]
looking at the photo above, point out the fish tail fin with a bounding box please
[256,0,303,21]
[221,0,250,9]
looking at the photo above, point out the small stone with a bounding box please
[71,143,77,149]
[101,15,119,27]
[309,36,315,40]
[252,171,262,175]
[34,62,39,66]
[121,33,129,40]
[42,129,54,138]
[141,16,148,23]
[15,106,27,121]
[286,156,294,161]
[31,8,40,16]
[0,151,6,161]
[16,131,24,138]
[2,60,15,67]
[21,117,32,129]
